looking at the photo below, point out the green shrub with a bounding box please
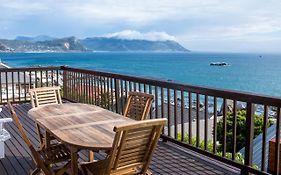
[177,133,215,153]
[177,132,258,169]
[217,110,274,152]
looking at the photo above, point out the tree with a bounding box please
[217,110,274,152]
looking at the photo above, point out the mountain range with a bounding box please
[0,35,189,52]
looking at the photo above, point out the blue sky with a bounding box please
[1,0,281,52]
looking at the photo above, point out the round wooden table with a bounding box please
[28,103,134,175]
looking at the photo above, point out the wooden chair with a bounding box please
[7,102,71,175]
[29,86,62,149]
[89,91,154,161]
[29,86,62,108]
[80,118,166,175]
[124,92,154,121]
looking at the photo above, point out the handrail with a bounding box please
[0,66,61,72]
[61,66,281,106]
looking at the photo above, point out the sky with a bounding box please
[1,0,281,53]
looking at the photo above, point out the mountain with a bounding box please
[0,43,14,51]
[80,37,189,52]
[0,37,86,52]
[0,35,189,52]
[37,37,86,51]
[15,35,56,42]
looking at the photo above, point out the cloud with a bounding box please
[0,1,48,18]
[1,1,47,11]
[180,21,281,41]
[0,0,224,26]
[103,30,176,41]
[1,0,281,52]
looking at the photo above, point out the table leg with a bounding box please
[71,147,79,175]
[44,131,50,148]
[89,150,94,161]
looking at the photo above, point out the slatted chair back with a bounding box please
[7,102,52,175]
[29,86,62,108]
[106,118,166,175]
[124,92,154,121]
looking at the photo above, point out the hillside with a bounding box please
[80,37,189,52]
[0,37,86,52]
[0,35,189,52]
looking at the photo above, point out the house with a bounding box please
[239,124,278,170]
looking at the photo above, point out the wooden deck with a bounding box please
[0,103,240,175]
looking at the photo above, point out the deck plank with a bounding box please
[3,122,34,168]
[0,107,35,174]
[0,103,239,175]
[4,140,28,175]
[0,160,8,175]
[0,157,17,175]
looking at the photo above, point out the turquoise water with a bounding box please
[1,52,281,97]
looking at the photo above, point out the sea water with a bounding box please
[1,52,281,97]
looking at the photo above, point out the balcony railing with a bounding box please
[0,66,61,104]
[1,65,281,175]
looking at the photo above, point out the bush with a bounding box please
[177,133,246,164]
[217,110,274,152]
[177,133,213,152]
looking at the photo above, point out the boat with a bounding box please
[210,62,229,66]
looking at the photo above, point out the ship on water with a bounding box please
[210,62,230,66]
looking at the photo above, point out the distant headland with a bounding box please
[0,35,189,53]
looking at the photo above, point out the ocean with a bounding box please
[1,52,281,97]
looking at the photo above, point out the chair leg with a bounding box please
[36,123,45,150]
[146,169,152,175]
[79,164,88,175]
[30,168,41,175]
[55,161,71,175]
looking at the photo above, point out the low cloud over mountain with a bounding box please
[103,30,177,41]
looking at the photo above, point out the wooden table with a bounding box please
[28,103,134,175]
